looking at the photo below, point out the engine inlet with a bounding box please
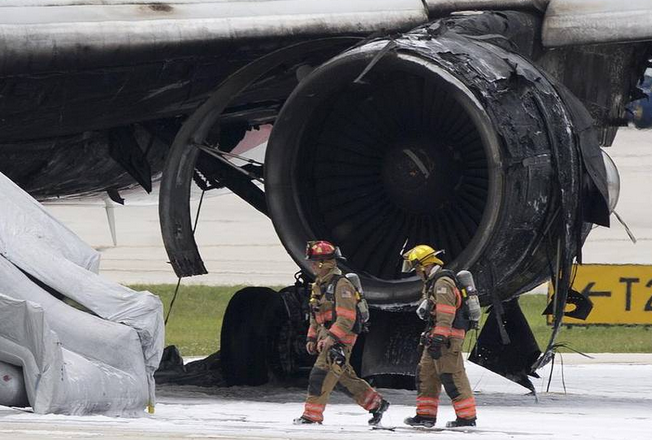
[266,28,593,306]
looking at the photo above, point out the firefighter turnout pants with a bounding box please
[302,345,382,422]
[416,338,476,421]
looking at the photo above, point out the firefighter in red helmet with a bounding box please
[294,240,389,426]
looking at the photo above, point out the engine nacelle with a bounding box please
[266,19,609,306]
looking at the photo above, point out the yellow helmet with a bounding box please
[402,245,444,273]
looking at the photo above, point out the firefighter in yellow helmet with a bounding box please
[402,245,477,428]
[293,240,389,426]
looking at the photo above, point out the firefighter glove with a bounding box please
[317,336,335,353]
[306,341,317,355]
[427,334,447,360]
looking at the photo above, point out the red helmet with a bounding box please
[305,240,343,261]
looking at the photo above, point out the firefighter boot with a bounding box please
[368,399,390,426]
[293,416,320,425]
[446,417,476,428]
[404,414,436,428]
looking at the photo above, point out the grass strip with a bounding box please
[131,285,652,356]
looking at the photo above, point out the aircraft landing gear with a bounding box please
[220,275,315,386]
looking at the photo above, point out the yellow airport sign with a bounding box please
[548,264,652,325]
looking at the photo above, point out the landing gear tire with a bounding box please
[221,287,286,386]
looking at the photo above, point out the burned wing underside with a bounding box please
[0,37,351,200]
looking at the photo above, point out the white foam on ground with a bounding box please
[1,355,650,439]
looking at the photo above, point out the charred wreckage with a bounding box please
[1,1,650,391]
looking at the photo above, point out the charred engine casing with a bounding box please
[156,12,611,387]
[266,14,601,309]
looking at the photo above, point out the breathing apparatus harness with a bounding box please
[309,273,370,335]
[421,270,467,330]
[420,269,481,333]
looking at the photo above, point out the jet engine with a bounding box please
[265,17,610,309]
[160,12,617,388]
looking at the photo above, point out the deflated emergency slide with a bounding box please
[0,172,164,416]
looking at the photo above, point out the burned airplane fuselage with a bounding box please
[1,1,651,386]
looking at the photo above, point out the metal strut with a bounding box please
[195,143,264,184]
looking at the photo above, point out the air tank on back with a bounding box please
[457,270,482,328]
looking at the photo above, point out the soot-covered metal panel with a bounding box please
[537,43,650,148]
[543,0,652,47]
[0,124,169,199]
[470,299,541,391]
[0,0,427,75]
[425,0,548,17]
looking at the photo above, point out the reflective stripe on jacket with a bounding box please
[425,273,465,340]
[307,268,358,346]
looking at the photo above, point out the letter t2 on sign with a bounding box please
[547,265,652,325]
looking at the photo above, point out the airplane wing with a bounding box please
[2,1,650,74]
[0,0,428,76]
[543,0,652,46]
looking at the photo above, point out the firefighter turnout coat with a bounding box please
[415,267,477,422]
[301,266,382,423]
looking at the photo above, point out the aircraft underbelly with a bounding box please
[0,126,168,199]
[0,56,241,142]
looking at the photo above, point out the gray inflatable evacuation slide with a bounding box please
[0,172,164,416]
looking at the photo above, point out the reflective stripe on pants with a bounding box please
[303,344,381,421]
[415,338,476,420]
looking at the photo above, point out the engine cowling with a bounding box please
[265,22,602,306]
